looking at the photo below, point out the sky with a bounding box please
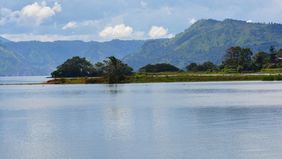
[0,0,282,42]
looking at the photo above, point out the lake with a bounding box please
[1,77,282,159]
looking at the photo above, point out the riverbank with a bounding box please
[46,72,282,84]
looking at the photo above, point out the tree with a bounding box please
[201,61,218,72]
[139,63,180,73]
[186,61,217,72]
[103,56,133,83]
[252,52,270,70]
[222,46,253,72]
[94,62,106,76]
[269,46,277,63]
[275,49,282,62]
[186,63,198,72]
[51,56,96,77]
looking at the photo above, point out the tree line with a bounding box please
[51,46,282,83]
[138,46,282,73]
[186,46,282,73]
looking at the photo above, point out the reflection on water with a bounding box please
[1,79,282,159]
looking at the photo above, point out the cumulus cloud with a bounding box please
[99,24,133,39]
[0,1,61,26]
[62,21,77,30]
[148,26,169,38]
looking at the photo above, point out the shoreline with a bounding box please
[46,73,282,84]
[1,73,282,85]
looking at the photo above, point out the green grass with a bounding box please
[46,72,282,84]
[261,68,282,73]
[46,77,106,84]
[127,73,281,83]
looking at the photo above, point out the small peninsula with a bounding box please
[47,46,282,84]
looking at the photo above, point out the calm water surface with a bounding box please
[1,77,282,159]
[0,76,48,84]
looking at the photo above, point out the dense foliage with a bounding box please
[103,56,133,83]
[51,56,95,77]
[139,63,180,73]
[222,47,253,72]
[186,61,218,72]
[51,56,133,83]
[186,46,282,73]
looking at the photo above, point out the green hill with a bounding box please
[125,19,282,69]
[1,19,282,75]
[0,39,144,75]
[0,45,23,76]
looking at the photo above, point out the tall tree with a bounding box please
[103,56,133,83]
[269,46,277,63]
[222,47,253,72]
[252,52,271,70]
[186,63,198,72]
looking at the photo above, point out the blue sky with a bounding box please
[1,0,282,41]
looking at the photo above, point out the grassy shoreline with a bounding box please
[46,72,282,84]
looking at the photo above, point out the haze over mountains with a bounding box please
[1,19,282,76]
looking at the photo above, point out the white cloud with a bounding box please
[20,1,61,25]
[52,2,62,12]
[62,21,77,30]
[1,33,94,42]
[190,18,197,24]
[246,20,253,23]
[61,20,100,30]
[99,24,133,39]
[0,1,61,26]
[148,26,168,38]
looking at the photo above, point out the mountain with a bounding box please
[0,40,144,76]
[124,19,282,69]
[0,36,11,44]
[1,19,282,76]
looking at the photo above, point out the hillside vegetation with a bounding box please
[125,19,282,69]
[1,19,282,75]
[0,39,143,75]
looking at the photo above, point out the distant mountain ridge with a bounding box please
[1,19,282,76]
[0,39,144,75]
[124,19,282,69]
[0,37,11,43]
